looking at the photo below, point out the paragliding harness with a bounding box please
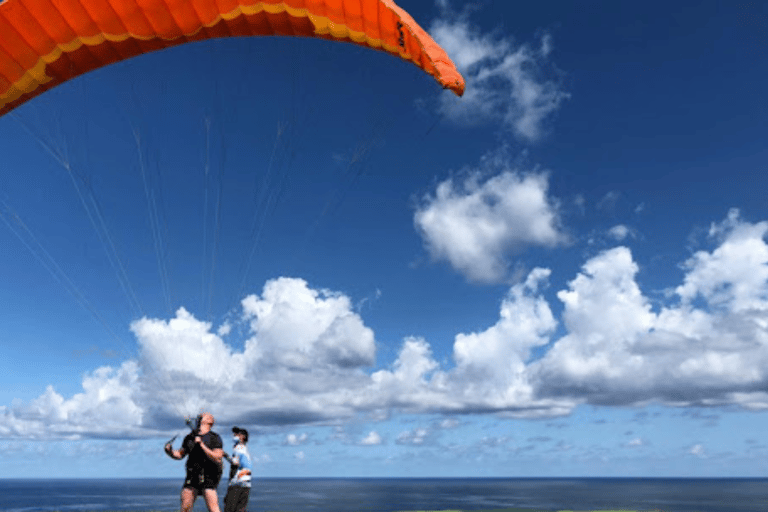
[166,414,232,489]
[164,415,205,489]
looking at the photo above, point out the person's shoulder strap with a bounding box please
[209,431,223,449]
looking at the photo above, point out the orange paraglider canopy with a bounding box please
[0,0,465,117]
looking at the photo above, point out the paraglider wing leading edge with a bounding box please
[0,0,465,117]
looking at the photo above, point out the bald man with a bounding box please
[165,413,224,512]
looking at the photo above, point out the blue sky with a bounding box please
[2,0,768,478]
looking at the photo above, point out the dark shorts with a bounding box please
[224,485,250,512]
[183,468,221,495]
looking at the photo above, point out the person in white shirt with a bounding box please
[224,426,252,512]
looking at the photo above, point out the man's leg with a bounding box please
[181,488,196,512]
[224,486,249,512]
[203,488,222,512]
[223,486,232,512]
[237,487,250,512]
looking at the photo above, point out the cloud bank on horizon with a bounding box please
[4,207,768,439]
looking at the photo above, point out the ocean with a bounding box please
[1,478,767,512]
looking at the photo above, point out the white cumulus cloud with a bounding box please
[450,268,556,408]
[533,210,768,409]
[241,277,376,370]
[607,225,632,241]
[3,278,380,438]
[285,433,309,446]
[0,362,144,439]
[415,150,565,283]
[360,431,382,445]
[689,444,706,458]
[677,208,768,312]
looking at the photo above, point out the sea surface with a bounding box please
[1,477,767,512]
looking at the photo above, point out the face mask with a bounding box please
[233,436,240,444]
